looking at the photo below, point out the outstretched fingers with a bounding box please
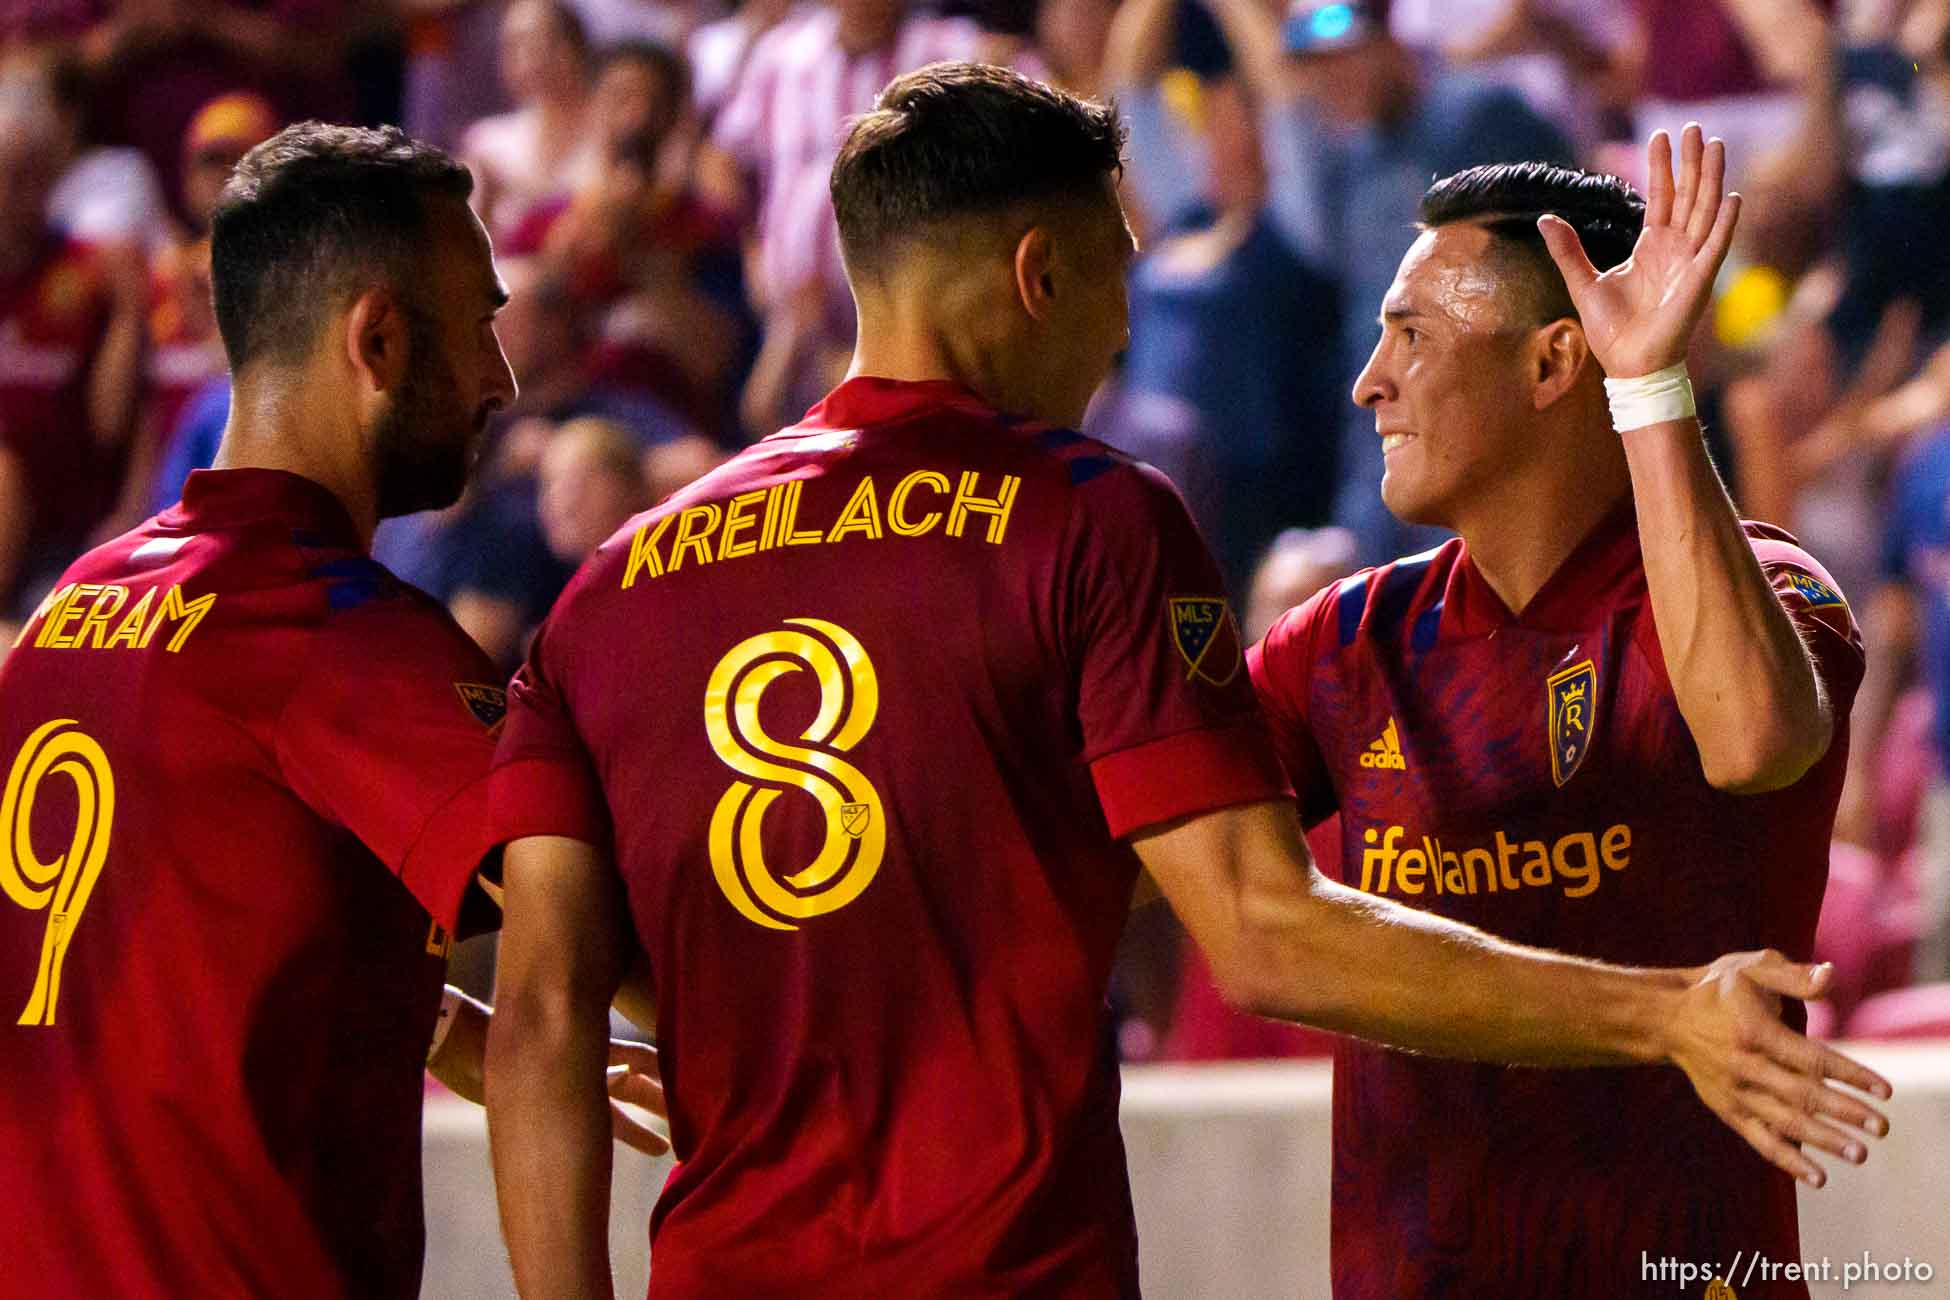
[1687,136,1727,246]
[1644,129,1675,227]
[1670,123,1704,232]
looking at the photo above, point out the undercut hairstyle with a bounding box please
[1418,161,1645,325]
[829,62,1125,273]
[210,122,474,370]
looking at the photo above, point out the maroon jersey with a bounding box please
[0,469,504,1299]
[1250,508,1864,1300]
[0,231,115,563]
[494,377,1288,1298]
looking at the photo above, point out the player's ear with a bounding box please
[1530,317,1589,412]
[1013,225,1058,323]
[344,284,410,398]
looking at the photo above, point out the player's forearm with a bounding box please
[1237,870,1687,1066]
[1624,417,1831,791]
[486,991,618,1300]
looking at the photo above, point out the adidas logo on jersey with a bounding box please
[1359,718,1407,770]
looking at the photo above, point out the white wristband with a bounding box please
[1603,362,1697,432]
[427,986,463,1065]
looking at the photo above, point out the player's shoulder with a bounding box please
[1270,540,1466,663]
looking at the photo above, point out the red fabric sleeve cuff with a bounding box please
[399,770,502,934]
[489,755,612,852]
[1090,719,1294,839]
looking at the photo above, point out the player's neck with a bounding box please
[212,375,380,549]
[846,315,1050,426]
[1453,445,1631,617]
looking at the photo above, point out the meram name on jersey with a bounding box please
[620,468,1023,588]
[13,581,216,654]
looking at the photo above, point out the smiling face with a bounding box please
[1353,223,1551,531]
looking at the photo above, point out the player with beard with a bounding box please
[0,123,660,1300]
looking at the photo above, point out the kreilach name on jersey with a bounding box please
[622,469,1022,589]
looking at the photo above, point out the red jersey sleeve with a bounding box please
[1247,585,1341,827]
[489,614,612,850]
[1067,461,1290,838]
[275,594,506,932]
[1750,534,1868,712]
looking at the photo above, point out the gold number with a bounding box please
[1,720,114,1026]
[704,619,884,930]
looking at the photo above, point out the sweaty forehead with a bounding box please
[1382,224,1521,329]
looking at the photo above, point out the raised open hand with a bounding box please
[1538,124,1742,380]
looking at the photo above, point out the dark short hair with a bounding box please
[830,62,1125,272]
[210,122,474,370]
[1418,161,1645,323]
[601,38,690,107]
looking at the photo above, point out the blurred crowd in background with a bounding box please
[2,0,1949,1057]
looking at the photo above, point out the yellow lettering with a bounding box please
[1493,829,1520,891]
[139,585,217,653]
[1552,832,1601,898]
[41,584,97,649]
[1601,824,1631,870]
[103,586,155,649]
[1461,848,1493,895]
[717,490,768,561]
[1520,841,1551,887]
[1396,848,1426,895]
[622,515,675,588]
[21,584,76,648]
[1439,844,1465,895]
[668,504,724,572]
[1359,826,1401,893]
[778,479,824,546]
[825,476,885,543]
[887,470,950,537]
[946,471,1020,544]
[72,585,128,649]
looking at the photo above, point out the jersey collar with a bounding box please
[795,376,998,432]
[163,469,364,548]
[1448,500,1642,635]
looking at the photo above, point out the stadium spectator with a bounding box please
[1208,0,1574,566]
[484,64,1889,1300]
[0,78,146,619]
[35,48,173,247]
[463,0,600,241]
[1250,134,1869,1294]
[0,119,661,1300]
[510,41,752,432]
[536,415,652,561]
[107,92,281,540]
[1104,0,1343,591]
[1387,0,1634,148]
[77,0,359,225]
[687,0,798,121]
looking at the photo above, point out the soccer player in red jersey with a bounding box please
[1251,128,1868,1297]
[485,70,1889,1299]
[0,123,666,1300]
